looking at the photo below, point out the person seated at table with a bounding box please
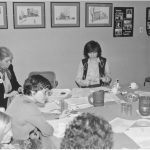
[75,40,112,88]
[60,112,113,149]
[0,47,22,110]
[6,74,56,149]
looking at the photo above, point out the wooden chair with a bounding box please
[28,71,58,88]
[144,77,150,86]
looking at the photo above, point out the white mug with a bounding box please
[129,82,138,89]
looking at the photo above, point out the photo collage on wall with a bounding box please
[113,7,134,37]
[146,7,150,36]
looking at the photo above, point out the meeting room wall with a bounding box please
[0,1,150,88]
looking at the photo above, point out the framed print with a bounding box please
[113,7,134,37]
[85,3,112,27]
[51,2,80,27]
[13,2,45,29]
[146,7,150,36]
[0,2,8,29]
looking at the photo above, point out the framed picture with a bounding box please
[0,2,8,29]
[13,2,45,29]
[51,2,80,27]
[85,3,112,27]
[146,7,150,36]
[113,7,134,37]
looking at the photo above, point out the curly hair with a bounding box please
[23,74,52,96]
[83,40,102,59]
[60,113,113,149]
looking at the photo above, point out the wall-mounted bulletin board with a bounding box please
[146,7,150,36]
[113,7,134,37]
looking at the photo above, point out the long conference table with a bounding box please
[41,84,150,149]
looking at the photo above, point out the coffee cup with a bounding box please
[88,90,104,107]
[129,82,138,89]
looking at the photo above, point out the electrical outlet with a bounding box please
[140,27,143,33]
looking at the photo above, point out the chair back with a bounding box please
[29,71,58,88]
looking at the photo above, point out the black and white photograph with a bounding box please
[113,7,134,37]
[0,1,150,149]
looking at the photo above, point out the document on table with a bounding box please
[134,91,150,96]
[111,118,150,148]
[47,113,80,138]
[71,87,111,98]
[124,127,150,148]
[38,101,60,114]
[104,92,120,103]
[110,117,136,133]
[48,89,71,102]
[71,88,91,97]
[64,97,92,110]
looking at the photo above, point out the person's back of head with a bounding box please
[60,112,113,149]
[23,74,52,96]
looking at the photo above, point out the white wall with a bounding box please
[1,1,150,88]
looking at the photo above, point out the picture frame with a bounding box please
[113,7,134,37]
[146,7,150,36]
[13,2,45,29]
[51,2,80,27]
[0,2,8,29]
[85,3,112,27]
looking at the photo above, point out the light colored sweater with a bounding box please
[6,95,53,140]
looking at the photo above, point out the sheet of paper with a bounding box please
[105,92,120,102]
[38,102,60,114]
[90,86,111,92]
[50,89,71,97]
[134,91,150,96]
[124,127,150,148]
[71,88,91,97]
[64,97,92,110]
[47,113,80,138]
[110,117,136,133]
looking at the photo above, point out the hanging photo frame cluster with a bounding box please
[113,7,134,37]
[146,7,150,36]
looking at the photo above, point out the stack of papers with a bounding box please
[64,97,92,110]
[71,88,91,97]
[48,89,71,102]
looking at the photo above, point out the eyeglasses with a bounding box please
[46,90,53,96]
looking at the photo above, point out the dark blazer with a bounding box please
[0,64,21,109]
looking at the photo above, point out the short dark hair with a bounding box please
[84,40,102,58]
[23,74,52,95]
[60,113,113,149]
